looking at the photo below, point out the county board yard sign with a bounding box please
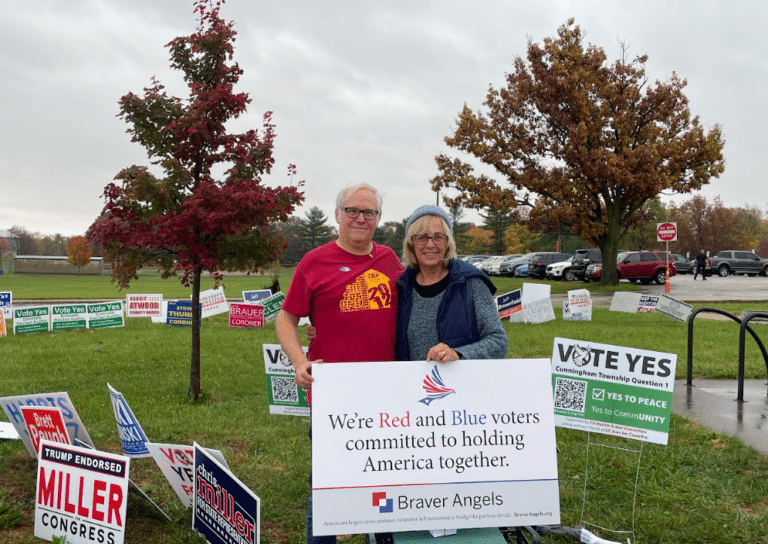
[125,293,163,317]
[35,439,130,544]
[0,392,95,456]
[87,301,124,330]
[550,337,676,445]
[262,344,309,416]
[311,359,560,535]
[13,305,50,334]
[51,303,88,331]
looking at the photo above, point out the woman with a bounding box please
[396,205,507,362]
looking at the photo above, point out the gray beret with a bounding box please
[405,205,453,235]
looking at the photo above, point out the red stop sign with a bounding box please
[657,222,677,242]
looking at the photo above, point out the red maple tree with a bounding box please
[88,0,303,399]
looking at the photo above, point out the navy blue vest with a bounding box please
[395,259,496,361]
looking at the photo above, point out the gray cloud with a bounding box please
[2,0,764,236]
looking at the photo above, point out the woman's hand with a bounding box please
[427,343,459,363]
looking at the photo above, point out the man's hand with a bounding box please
[294,358,323,389]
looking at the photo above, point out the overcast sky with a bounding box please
[3,0,766,236]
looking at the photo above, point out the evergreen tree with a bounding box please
[297,206,335,249]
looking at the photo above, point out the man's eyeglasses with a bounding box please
[342,207,379,220]
[412,233,449,246]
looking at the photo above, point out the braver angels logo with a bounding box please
[418,366,456,406]
[372,491,393,513]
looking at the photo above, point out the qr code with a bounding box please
[271,376,299,403]
[554,377,587,412]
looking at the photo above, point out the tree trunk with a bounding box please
[189,266,203,400]
[598,204,622,285]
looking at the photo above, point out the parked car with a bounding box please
[585,262,602,282]
[709,250,768,277]
[476,255,506,274]
[569,248,602,281]
[526,252,573,279]
[514,263,528,277]
[671,254,695,274]
[464,255,491,265]
[500,253,536,277]
[546,257,576,281]
[486,254,522,276]
[615,250,676,284]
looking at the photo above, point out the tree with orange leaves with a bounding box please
[432,19,725,284]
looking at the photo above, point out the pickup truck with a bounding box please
[709,250,768,277]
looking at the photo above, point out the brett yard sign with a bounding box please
[0,392,95,456]
[21,405,71,456]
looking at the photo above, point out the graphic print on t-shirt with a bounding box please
[339,270,393,312]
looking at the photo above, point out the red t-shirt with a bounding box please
[283,241,403,366]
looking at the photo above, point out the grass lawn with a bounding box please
[1,274,768,543]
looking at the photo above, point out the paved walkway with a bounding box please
[673,379,768,454]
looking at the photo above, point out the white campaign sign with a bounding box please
[199,287,228,318]
[35,440,130,544]
[311,359,560,536]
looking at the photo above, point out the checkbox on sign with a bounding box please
[592,389,605,401]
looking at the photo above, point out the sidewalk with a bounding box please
[673,379,768,454]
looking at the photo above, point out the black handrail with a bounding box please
[739,311,768,401]
[687,307,768,401]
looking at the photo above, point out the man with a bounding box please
[275,182,403,544]
[694,249,708,280]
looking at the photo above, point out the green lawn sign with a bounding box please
[550,337,676,445]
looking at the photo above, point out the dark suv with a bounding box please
[616,250,676,284]
[568,248,602,281]
[709,250,768,277]
[526,252,573,279]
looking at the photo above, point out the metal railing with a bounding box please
[686,307,768,401]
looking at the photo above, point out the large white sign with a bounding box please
[35,440,130,544]
[311,359,560,536]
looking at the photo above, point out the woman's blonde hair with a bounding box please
[402,214,457,269]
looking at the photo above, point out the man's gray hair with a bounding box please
[336,182,384,213]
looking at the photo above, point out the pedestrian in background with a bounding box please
[694,249,708,280]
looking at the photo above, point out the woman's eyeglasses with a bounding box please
[412,233,448,246]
